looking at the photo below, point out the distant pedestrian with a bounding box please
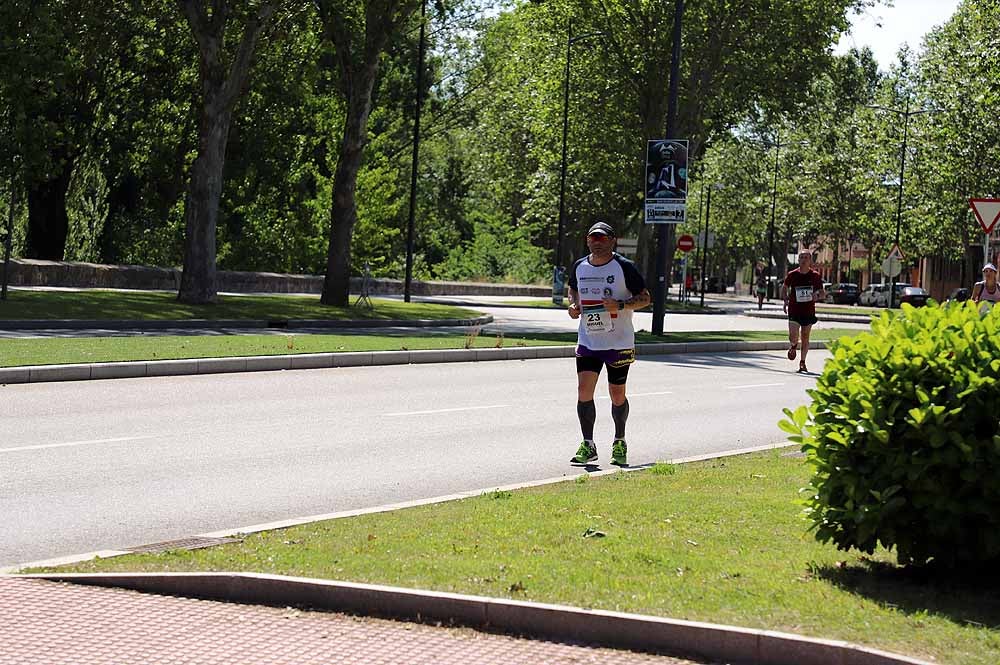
[972,263,1000,310]
[781,250,826,373]
[567,221,651,467]
[755,273,767,310]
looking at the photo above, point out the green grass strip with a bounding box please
[0,328,862,367]
[0,289,478,321]
[43,451,997,664]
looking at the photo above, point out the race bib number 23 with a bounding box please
[584,308,613,334]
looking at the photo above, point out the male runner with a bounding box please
[781,250,825,373]
[567,221,651,466]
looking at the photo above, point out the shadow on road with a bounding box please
[640,351,825,378]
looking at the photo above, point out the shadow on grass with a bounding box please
[814,558,1000,629]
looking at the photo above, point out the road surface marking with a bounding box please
[1,435,159,455]
[727,383,785,390]
[597,391,673,399]
[385,404,508,417]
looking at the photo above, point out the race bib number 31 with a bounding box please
[794,286,814,303]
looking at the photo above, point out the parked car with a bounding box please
[896,286,930,307]
[825,283,860,305]
[875,283,928,308]
[858,283,886,307]
[946,287,971,303]
[705,276,728,294]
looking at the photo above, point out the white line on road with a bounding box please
[1,435,159,455]
[597,391,674,399]
[384,405,509,417]
[726,383,785,390]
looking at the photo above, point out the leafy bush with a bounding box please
[432,210,548,284]
[780,301,1000,567]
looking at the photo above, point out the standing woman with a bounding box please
[972,263,1000,308]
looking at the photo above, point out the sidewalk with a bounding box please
[0,576,700,665]
[1,573,931,665]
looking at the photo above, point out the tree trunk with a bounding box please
[321,65,380,306]
[175,0,273,305]
[25,152,75,260]
[178,89,230,303]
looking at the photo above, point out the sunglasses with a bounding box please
[588,233,612,240]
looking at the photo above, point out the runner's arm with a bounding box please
[568,287,581,319]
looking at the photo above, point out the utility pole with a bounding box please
[403,0,428,302]
[652,0,684,335]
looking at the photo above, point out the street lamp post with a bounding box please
[403,0,428,303]
[698,182,723,307]
[552,20,602,305]
[866,101,941,308]
[766,138,780,301]
[652,0,684,336]
[1,168,13,301]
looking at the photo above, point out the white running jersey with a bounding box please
[569,253,646,350]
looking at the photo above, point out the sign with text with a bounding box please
[644,139,688,224]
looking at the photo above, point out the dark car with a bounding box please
[896,286,930,308]
[946,287,971,303]
[705,276,727,294]
[825,282,859,305]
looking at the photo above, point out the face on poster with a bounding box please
[644,139,688,224]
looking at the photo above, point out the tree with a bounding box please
[315,0,423,306]
[0,2,131,260]
[175,0,277,304]
[913,0,1000,282]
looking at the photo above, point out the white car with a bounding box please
[874,283,912,308]
[858,283,886,307]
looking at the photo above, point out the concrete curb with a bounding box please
[9,571,931,665]
[0,314,494,330]
[742,311,874,325]
[0,340,828,384]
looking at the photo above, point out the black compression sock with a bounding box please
[577,400,596,441]
[612,399,630,439]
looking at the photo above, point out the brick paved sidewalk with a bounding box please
[0,577,712,665]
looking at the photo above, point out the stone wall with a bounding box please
[5,258,550,297]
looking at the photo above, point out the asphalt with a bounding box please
[1,292,922,665]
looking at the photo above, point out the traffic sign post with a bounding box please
[882,244,905,307]
[677,234,695,252]
[971,199,1000,234]
[971,199,1000,268]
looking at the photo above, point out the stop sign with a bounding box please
[677,234,695,252]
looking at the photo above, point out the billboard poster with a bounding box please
[644,139,688,224]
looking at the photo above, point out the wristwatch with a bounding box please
[617,300,626,311]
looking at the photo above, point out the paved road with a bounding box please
[1,349,827,568]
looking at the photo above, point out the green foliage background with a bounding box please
[2,0,998,286]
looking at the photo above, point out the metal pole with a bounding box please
[553,19,572,305]
[653,0,684,336]
[700,184,711,307]
[403,0,428,303]
[889,99,910,310]
[766,135,780,300]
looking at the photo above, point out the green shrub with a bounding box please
[780,301,1000,567]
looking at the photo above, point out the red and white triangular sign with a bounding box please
[886,243,905,261]
[971,199,1000,234]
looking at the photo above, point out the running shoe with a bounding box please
[787,344,797,360]
[798,361,808,373]
[610,439,628,466]
[571,441,598,464]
